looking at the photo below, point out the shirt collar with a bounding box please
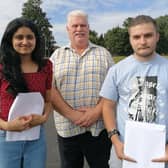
[63,42,98,51]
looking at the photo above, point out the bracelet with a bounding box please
[107,128,120,139]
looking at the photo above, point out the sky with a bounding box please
[0,0,168,47]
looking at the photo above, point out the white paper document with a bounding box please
[6,92,44,141]
[123,120,165,168]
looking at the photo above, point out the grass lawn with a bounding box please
[113,56,125,63]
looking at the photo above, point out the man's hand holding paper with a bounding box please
[152,144,168,163]
[122,120,166,168]
[113,137,137,163]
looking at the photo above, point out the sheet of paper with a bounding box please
[6,92,44,141]
[122,120,165,168]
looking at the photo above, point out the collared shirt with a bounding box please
[50,42,114,137]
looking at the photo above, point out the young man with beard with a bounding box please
[100,15,168,168]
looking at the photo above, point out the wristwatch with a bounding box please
[107,128,120,139]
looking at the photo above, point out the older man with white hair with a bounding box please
[50,9,114,168]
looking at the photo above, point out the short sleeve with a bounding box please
[99,66,118,101]
[44,59,53,90]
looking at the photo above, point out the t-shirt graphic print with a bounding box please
[128,76,157,122]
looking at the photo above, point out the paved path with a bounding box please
[45,114,60,167]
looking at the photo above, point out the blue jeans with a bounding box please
[0,127,46,168]
[58,129,111,168]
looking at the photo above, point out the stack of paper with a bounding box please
[6,92,44,141]
[123,120,165,168]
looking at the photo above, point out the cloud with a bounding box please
[0,0,27,39]
[0,0,168,46]
[52,23,68,46]
[90,2,168,35]
[45,0,168,46]
[90,12,128,34]
[42,0,86,15]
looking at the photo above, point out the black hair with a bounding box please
[0,17,46,96]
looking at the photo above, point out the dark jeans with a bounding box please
[57,129,111,168]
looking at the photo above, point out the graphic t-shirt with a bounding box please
[100,54,168,141]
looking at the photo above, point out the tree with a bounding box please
[22,0,56,57]
[98,34,105,47]
[91,15,168,56]
[156,15,168,55]
[122,17,132,28]
[89,30,99,44]
[89,30,106,47]
[104,27,132,56]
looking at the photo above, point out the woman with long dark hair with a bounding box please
[0,17,52,168]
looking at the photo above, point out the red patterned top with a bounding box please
[0,59,52,121]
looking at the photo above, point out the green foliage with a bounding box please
[122,17,132,28]
[89,30,99,43]
[156,15,168,54]
[104,27,132,56]
[113,56,125,63]
[22,0,56,57]
[89,30,105,47]
[21,3,168,57]
[89,15,168,56]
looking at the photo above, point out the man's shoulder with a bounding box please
[91,43,107,50]
[90,43,108,51]
[107,55,134,74]
[157,54,168,62]
[108,55,133,73]
[115,55,133,66]
[50,46,68,59]
[53,46,68,52]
